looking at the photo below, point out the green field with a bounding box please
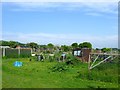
[2,57,118,88]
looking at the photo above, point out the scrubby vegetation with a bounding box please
[75,59,118,83]
[1,40,119,88]
[50,63,68,72]
[2,55,118,88]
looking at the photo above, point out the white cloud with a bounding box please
[83,2,118,14]
[3,2,118,17]
[1,1,118,48]
[2,32,118,48]
[85,12,103,16]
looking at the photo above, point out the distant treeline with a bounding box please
[0,40,119,53]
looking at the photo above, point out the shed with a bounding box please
[73,48,91,62]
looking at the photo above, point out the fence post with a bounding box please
[88,54,91,70]
[18,48,20,57]
[3,48,5,57]
[88,54,91,79]
[31,48,32,54]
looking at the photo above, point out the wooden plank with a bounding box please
[90,53,119,56]
[89,56,112,70]
[90,55,99,67]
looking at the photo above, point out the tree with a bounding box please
[18,43,26,47]
[61,45,70,52]
[27,42,38,49]
[0,40,9,46]
[40,45,47,50]
[79,42,92,49]
[9,41,19,48]
[101,48,111,53]
[96,48,100,50]
[47,43,54,49]
[0,40,26,48]
[71,43,78,49]
[79,43,83,49]
[47,43,54,53]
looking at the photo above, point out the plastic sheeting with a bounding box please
[14,61,23,67]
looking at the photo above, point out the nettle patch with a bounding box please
[49,54,82,72]
[50,63,69,72]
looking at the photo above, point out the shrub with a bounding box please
[49,56,54,62]
[46,50,51,54]
[66,55,80,65]
[50,63,68,72]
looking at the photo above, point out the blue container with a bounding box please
[14,61,23,67]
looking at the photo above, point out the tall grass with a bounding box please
[75,58,118,83]
[2,55,118,88]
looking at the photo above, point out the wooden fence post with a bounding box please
[31,48,32,54]
[18,48,20,56]
[88,54,91,79]
[3,48,5,57]
[88,54,91,70]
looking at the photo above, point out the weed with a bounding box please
[50,63,69,72]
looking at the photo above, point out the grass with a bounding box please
[2,57,118,88]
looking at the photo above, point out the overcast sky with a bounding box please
[1,0,118,48]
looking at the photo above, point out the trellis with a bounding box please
[88,53,119,70]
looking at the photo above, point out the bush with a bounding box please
[66,55,80,65]
[46,50,51,54]
[50,63,68,72]
[49,56,54,62]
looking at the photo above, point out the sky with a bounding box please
[1,0,118,48]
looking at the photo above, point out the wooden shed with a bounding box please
[73,48,91,62]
